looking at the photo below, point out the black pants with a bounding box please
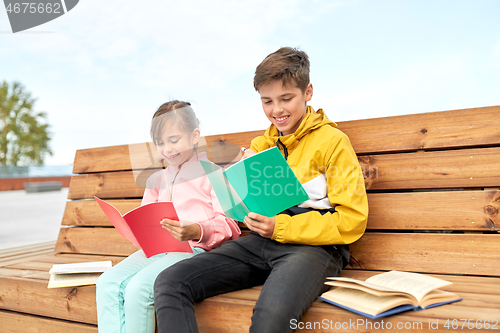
[154,233,344,333]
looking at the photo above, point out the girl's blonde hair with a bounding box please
[150,100,200,146]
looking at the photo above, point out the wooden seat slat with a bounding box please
[43,253,126,265]
[362,146,500,190]
[53,227,500,275]
[72,144,135,174]
[0,310,97,333]
[71,106,500,176]
[367,190,500,231]
[0,241,56,266]
[217,270,500,299]
[0,267,49,280]
[195,292,499,333]
[0,277,98,325]
[6,260,55,271]
[203,289,499,315]
[72,137,236,174]
[60,191,499,232]
[61,199,142,226]
[338,105,500,155]
[350,233,500,275]
[67,172,145,200]
[73,140,210,174]
[0,253,124,270]
[55,228,139,256]
[68,146,500,201]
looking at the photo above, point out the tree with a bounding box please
[0,81,52,166]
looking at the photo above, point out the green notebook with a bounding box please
[200,147,309,222]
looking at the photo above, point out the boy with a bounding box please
[154,47,369,333]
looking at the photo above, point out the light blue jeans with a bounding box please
[96,247,205,333]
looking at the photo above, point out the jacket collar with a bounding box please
[262,106,337,151]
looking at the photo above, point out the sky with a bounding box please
[1,0,499,166]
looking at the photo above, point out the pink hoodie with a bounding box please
[142,152,240,251]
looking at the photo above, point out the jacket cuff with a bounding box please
[194,222,205,244]
[271,214,288,243]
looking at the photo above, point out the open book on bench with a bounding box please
[319,270,462,319]
[48,261,112,288]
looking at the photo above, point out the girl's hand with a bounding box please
[241,148,256,159]
[244,212,275,238]
[160,219,201,241]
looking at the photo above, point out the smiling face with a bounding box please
[259,80,313,136]
[155,121,200,167]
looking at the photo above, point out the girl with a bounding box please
[96,100,240,333]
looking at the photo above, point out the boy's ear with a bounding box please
[191,128,201,145]
[305,83,313,102]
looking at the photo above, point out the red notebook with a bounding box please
[94,196,193,257]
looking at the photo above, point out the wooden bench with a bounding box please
[1,105,499,332]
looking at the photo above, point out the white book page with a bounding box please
[366,271,452,303]
[325,279,415,297]
[49,260,112,274]
[48,272,102,288]
[321,288,413,316]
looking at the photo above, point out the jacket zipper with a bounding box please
[169,165,182,201]
[276,138,289,160]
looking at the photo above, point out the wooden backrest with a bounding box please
[56,106,500,276]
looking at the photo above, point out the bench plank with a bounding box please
[337,105,500,154]
[71,133,256,175]
[70,106,500,175]
[62,199,142,226]
[0,241,56,266]
[0,277,98,325]
[362,147,500,190]
[41,253,126,265]
[72,142,166,174]
[60,191,500,232]
[67,147,500,200]
[72,144,132,174]
[67,172,145,200]
[350,233,500,275]
[204,130,264,165]
[0,310,97,333]
[55,227,139,255]
[0,267,49,280]
[54,227,500,275]
[367,190,500,231]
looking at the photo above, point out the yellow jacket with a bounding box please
[250,106,368,246]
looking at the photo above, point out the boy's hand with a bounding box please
[241,148,256,159]
[160,219,201,241]
[244,212,275,238]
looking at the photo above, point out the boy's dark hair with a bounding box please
[253,47,310,93]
